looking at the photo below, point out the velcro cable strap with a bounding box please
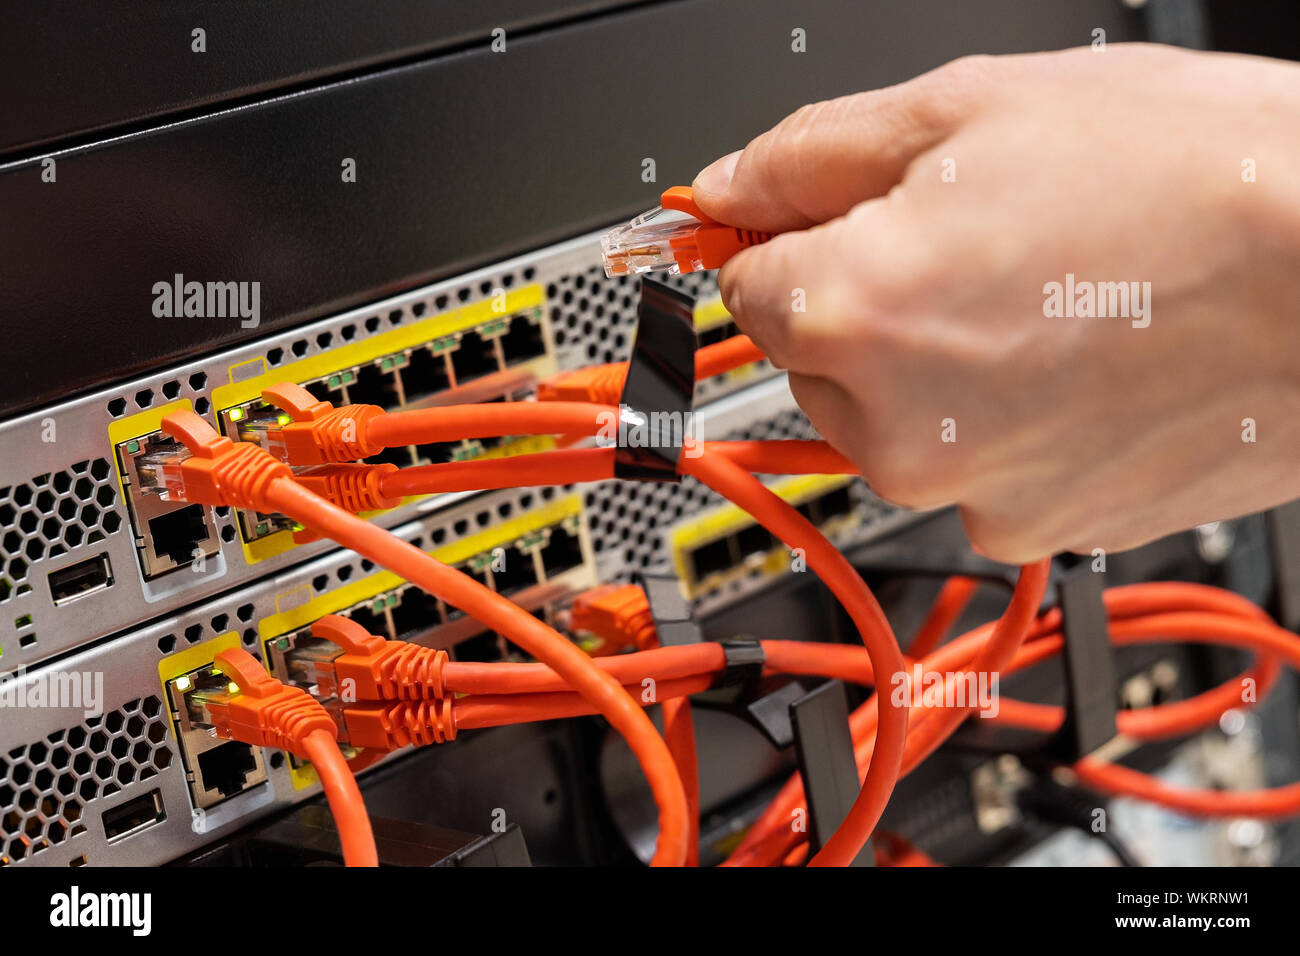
[613,278,698,482]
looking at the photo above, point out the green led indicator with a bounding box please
[125,439,140,454]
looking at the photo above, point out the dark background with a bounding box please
[0,0,1294,418]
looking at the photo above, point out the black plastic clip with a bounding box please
[612,278,698,482]
[1043,563,1118,762]
[717,637,765,689]
[634,571,701,647]
[692,678,806,749]
[1266,500,1300,632]
[790,680,873,865]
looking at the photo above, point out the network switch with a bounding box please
[0,235,792,671]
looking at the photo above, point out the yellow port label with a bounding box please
[239,433,558,564]
[669,475,852,586]
[693,297,731,330]
[157,631,243,687]
[257,493,583,642]
[210,284,545,412]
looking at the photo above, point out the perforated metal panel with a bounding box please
[0,696,172,865]
[549,264,717,367]
[0,458,121,605]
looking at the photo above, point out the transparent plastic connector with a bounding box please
[134,444,192,499]
[228,404,293,447]
[601,205,703,278]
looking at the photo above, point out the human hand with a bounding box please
[693,44,1300,562]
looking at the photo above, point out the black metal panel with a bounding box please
[0,0,646,157]
[0,0,1144,419]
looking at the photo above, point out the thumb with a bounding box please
[692,55,995,233]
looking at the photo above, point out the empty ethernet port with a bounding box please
[366,444,416,468]
[389,589,442,641]
[304,379,344,405]
[736,524,775,559]
[351,361,401,408]
[453,630,506,663]
[197,740,262,803]
[540,526,584,577]
[149,504,214,567]
[501,314,547,366]
[491,546,538,595]
[343,600,391,639]
[416,440,457,465]
[450,330,498,384]
[689,537,734,582]
[698,324,730,348]
[400,346,451,404]
[814,486,854,522]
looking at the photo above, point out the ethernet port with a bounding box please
[389,589,442,641]
[400,346,451,404]
[689,537,733,582]
[344,601,390,639]
[501,314,547,366]
[196,740,262,803]
[450,330,498,384]
[540,526,584,577]
[736,524,775,559]
[149,505,213,566]
[815,487,853,523]
[452,630,505,663]
[166,661,268,810]
[491,546,538,595]
[118,431,221,579]
[367,444,415,468]
[416,440,457,465]
[304,379,344,405]
[698,324,730,348]
[351,361,401,409]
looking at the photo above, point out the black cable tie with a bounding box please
[715,637,765,689]
[634,571,700,647]
[612,278,697,483]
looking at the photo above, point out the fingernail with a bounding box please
[717,263,741,316]
[693,150,741,198]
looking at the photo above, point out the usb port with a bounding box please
[102,788,166,843]
[47,552,113,605]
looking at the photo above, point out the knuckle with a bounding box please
[935,53,997,88]
[862,453,947,511]
[958,506,1041,565]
